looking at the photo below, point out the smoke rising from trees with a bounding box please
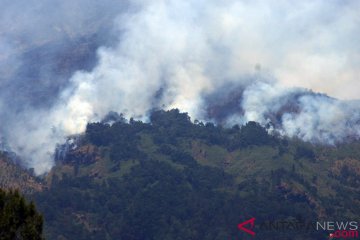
[1,0,360,174]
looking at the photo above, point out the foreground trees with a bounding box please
[0,189,43,240]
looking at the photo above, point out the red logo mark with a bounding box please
[238,217,256,236]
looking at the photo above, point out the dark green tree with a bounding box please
[0,189,44,240]
[240,121,271,146]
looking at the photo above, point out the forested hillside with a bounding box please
[23,109,358,239]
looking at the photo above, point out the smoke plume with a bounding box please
[1,0,360,174]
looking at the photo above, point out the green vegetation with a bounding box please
[0,189,44,240]
[27,109,360,239]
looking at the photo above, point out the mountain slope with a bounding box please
[0,152,44,194]
[27,109,360,240]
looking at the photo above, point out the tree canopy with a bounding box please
[0,189,44,240]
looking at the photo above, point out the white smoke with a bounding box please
[230,80,360,144]
[1,0,360,174]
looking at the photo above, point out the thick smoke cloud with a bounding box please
[1,0,360,174]
[207,80,360,144]
[0,0,130,173]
